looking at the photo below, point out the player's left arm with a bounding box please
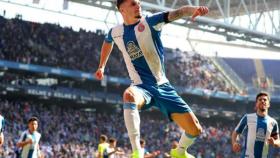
[37,144,44,158]
[168,6,209,22]
[268,134,280,147]
[268,122,280,147]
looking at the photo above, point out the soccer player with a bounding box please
[140,139,160,158]
[94,0,208,157]
[103,138,125,158]
[98,134,110,158]
[0,114,4,146]
[16,116,42,158]
[232,92,280,158]
[170,140,179,158]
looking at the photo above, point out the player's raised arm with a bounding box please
[94,41,114,80]
[167,6,209,22]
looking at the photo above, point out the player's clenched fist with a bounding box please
[192,6,209,21]
[232,142,241,153]
[95,68,104,80]
[268,137,276,146]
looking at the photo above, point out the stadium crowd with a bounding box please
[0,99,279,158]
[0,16,237,94]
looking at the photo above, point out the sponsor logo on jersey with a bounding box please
[256,128,266,142]
[127,41,143,60]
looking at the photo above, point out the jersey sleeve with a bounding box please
[103,148,108,156]
[37,133,42,142]
[104,28,114,43]
[98,144,102,152]
[146,11,169,32]
[235,114,247,134]
[18,132,27,143]
[271,121,279,137]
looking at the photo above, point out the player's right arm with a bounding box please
[232,114,247,153]
[16,139,32,148]
[231,131,241,153]
[16,133,32,148]
[95,41,114,80]
[95,28,114,80]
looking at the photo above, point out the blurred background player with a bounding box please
[103,137,125,158]
[231,92,280,158]
[0,114,4,147]
[140,139,160,158]
[16,116,42,158]
[98,134,110,158]
[169,140,179,158]
[94,0,208,157]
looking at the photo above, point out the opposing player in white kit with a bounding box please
[95,0,208,157]
[232,92,280,158]
[103,138,124,158]
[16,117,42,158]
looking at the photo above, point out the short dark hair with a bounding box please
[140,139,145,145]
[256,92,270,101]
[116,0,126,9]
[100,134,108,142]
[28,117,39,123]
[109,138,117,143]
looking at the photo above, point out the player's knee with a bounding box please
[193,122,203,136]
[195,123,203,136]
[185,121,203,137]
[123,88,136,103]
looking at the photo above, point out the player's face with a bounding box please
[28,120,38,132]
[256,95,270,112]
[112,141,116,147]
[171,141,178,149]
[120,0,142,19]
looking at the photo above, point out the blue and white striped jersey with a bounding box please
[235,113,279,158]
[0,115,4,133]
[105,12,169,86]
[18,130,41,158]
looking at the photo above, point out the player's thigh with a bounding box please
[171,112,202,136]
[123,86,146,109]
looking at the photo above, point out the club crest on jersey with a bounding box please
[138,23,145,32]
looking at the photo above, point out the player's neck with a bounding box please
[123,17,141,25]
[257,110,268,117]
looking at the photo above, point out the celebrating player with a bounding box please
[232,92,280,158]
[16,116,42,158]
[95,0,208,157]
